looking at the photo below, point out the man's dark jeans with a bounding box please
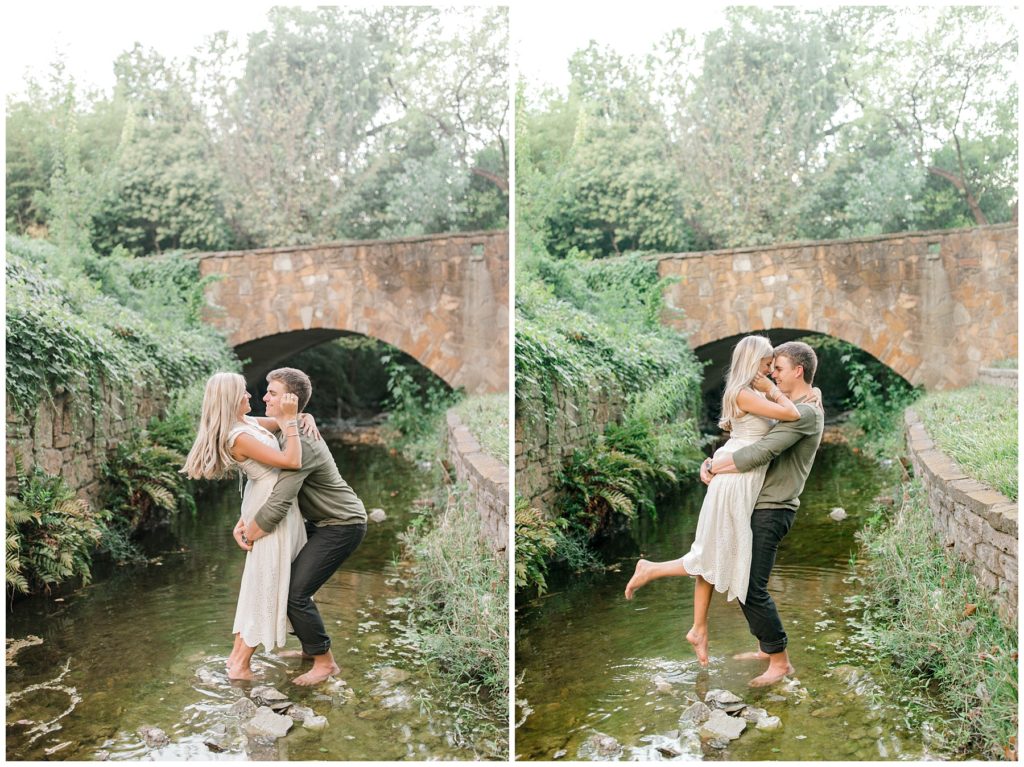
[288,521,366,656]
[739,507,796,655]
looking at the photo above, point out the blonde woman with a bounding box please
[624,336,805,666]
[183,372,309,680]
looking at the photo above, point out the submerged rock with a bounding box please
[138,726,169,748]
[368,508,387,523]
[578,732,623,760]
[755,715,782,731]
[377,666,411,685]
[698,710,746,743]
[829,507,848,521]
[679,701,712,725]
[251,686,289,706]
[245,707,293,739]
[230,697,258,718]
[288,705,316,722]
[303,715,329,732]
[704,689,746,713]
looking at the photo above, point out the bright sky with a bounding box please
[2,3,273,98]
[2,3,728,100]
[513,4,726,92]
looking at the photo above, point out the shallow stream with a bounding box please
[515,442,966,761]
[6,444,481,761]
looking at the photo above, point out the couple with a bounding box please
[625,338,824,687]
[183,367,367,685]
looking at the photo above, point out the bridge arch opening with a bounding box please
[237,330,454,423]
[694,329,913,429]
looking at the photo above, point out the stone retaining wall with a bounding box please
[515,379,627,514]
[445,410,509,559]
[904,408,1018,621]
[6,380,169,504]
[977,368,1018,389]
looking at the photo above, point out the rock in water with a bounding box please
[230,697,258,718]
[368,508,387,523]
[577,732,623,760]
[829,507,847,521]
[699,710,747,743]
[245,707,294,739]
[303,715,329,732]
[138,726,169,748]
[251,685,289,706]
[705,689,746,712]
[288,705,316,722]
[679,701,712,725]
[756,715,782,731]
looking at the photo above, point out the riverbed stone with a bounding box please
[829,507,848,521]
[755,715,782,731]
[230,697,258,718]
[377,666,411,685]
[679,701,712,725]
[303,715,329,732]
[704,689,746,713]
[741,706,769,723]
[699,709,747,743]
[811,704,845,718]
[251,686,289,705]
[245,707,293,739]
[578,732,623,760]
[138,726,169,748]
[368,508,387,523]
[288,705,316,722]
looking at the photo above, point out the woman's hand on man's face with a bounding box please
[751,373,774,393]
[278,392,299,419]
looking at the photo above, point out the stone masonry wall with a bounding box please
[445,410,509,559]
[515,379,627,515]
[904,408,1018,622]
[977,368,1018,390]
[6,379,169,504]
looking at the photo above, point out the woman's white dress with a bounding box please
[680,404,774,604]
[227,417,307,652]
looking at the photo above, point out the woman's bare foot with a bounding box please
[685,627,709,667]
[292,660,340,686]
[732,649,770,661]
[625,560,653,600]
[228,664,255,681]
[748,662,795,688]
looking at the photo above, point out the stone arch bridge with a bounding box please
[655,224,1017,394]
[194,230,508,393]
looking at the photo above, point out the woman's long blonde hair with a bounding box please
[718,336,774,431]
[182,372,247,480]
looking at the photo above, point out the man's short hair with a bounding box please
[773,341,817,384]
[266,367,312,412]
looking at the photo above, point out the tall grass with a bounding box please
[913,385,1017,500]
[399,482,508,758]
[855,481,1018,759]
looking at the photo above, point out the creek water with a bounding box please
[5,444,484,761]
[515,441,964,761]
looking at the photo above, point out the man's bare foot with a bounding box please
[228,665,255,681]
[748,663,795,688]
[732,649,770,661]
[625,560,653,600]
[277,650,314,659]
[292,661,340,686]
[685,627,709,667]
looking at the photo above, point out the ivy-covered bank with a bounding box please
[5,235,237,597]
[514,251,705,596]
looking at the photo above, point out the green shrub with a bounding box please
[382,354,463,461]
[6,464,108,596]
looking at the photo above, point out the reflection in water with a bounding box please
[515,444,961,761]
[5,445,475,761]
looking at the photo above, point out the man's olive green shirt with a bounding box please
[731,400,824,511]
[254,434,366,533]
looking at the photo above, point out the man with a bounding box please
[232,367,367,686]
[701,341,824,687]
